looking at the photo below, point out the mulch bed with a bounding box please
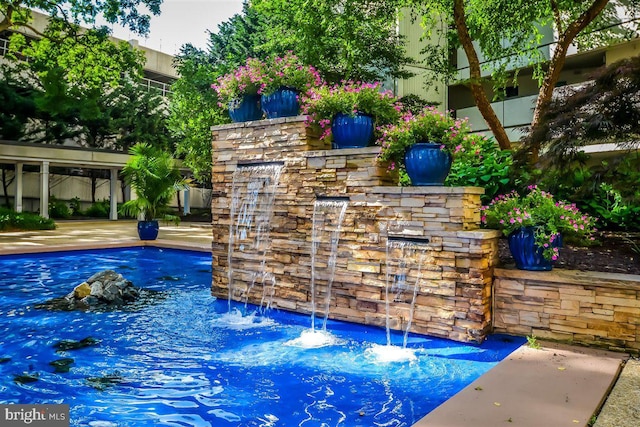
[498,231,640,276]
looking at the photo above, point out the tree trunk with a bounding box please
[453,0,512,150]
[1,167,14,208]
[528,0,610,162]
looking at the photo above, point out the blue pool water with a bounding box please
[0,247,524,426]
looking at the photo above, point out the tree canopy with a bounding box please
[252,0,413,83]
[408,0,640,157]
[0,0,162,35]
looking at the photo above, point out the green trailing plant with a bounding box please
[482,186,597,261]
[376,107,470,185]
[302,81,401,141]
[0,207,56,231]
[119,143,189,223]
[445,134,513,203]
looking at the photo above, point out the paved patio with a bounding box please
[0,220,636,427]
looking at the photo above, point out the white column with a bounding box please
[109,168,118,221]
[15,163,23,213]
[40,161,50,219]
[183,187,191,215]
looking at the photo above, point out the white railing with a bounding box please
[140,77,172,96]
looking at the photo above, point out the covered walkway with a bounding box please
[0,140,194,219]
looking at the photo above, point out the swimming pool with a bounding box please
[0,247,524,426]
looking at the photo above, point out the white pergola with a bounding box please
[0,141,191,219]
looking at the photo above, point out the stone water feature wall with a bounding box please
[211,116,502,343]
[494,268,640,353]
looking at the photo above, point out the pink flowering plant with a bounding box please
[211,57,266,107]
[481,186,597,261]
[302,81,401,141]
[376,107,470,184]
[259,53,323,96]
[212,54,322,107]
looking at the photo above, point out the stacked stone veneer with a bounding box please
[211,116,502,343]
[494,268,640,353]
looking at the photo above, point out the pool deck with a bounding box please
[0,220,636,427]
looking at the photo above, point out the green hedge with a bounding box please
[0,208,56,231]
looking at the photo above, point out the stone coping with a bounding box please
[388,229,502,240]
[495,267,640,286]
[0,240,211,256]
[212,115,307,131]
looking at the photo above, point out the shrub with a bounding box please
[85,200,110,218]
[302,81,401,141]
[482,186,597,260]
[0,207,56,231]
[69,197,83,216]
[445,134,513,203]
[48,196,70,219]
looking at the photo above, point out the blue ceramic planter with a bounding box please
[404,142,452,186]
[261,87,300,119]
[137,220,159,241]
[228,95,262,122]
[508,226,560,271]
[331,113,374,149]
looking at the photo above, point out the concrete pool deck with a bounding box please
[0,220,636,427]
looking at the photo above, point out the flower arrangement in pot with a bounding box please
[481,185,597,271]
[259,53,323,119]
[212,58,266,122]
[376,106,470,185]
[302,81,401,149]
[119,143,190,241]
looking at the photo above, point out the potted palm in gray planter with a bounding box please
[120,143,189,240]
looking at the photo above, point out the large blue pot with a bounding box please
[331,113,374,149]
[137,220,159,241]
[508,226,559,271]
[261,87,300,119]
[404,142,452,186]
[228,95,262,122]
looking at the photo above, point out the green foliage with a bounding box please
[69,197,82,216]
[252,0,413,83]
[526,335,541,350]
[0,0,162,36]
[482,186,597,260]
[169,46,227,183]
[409,0,638,92]
[85,200,110,218]
[530,55,640,165]
[302,81,401,141]
[540,155,640,231]
[446,135,513,202]
[48,196,71,219]
[376,107,469,183]
[119,143,188,222]
[0,207,56,231]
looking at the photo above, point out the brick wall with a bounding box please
[211,116,500,343]
[494,268,640,353]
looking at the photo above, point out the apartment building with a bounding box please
[396,12,640,154]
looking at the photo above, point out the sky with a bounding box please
[108,0,245,55]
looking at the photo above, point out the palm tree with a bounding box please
[120,143,189,239]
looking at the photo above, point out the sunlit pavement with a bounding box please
[0,220,212,255]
